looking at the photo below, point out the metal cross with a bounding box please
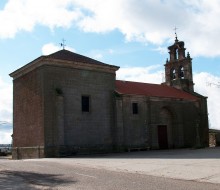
[60,39,66,50]
[174,26,178,38]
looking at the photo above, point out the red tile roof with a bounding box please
[115,80,199,101]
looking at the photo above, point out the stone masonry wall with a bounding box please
[116,95,206,150]
[42,65,116,156]
[120,95,149,150]
[12,68,45,159]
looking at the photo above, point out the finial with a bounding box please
[187,52,191,58]
[60,39,66,50]
[174,26,178,42]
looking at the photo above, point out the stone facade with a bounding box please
[115,94,208,151]
[11,68,45,159]
[43,64,117,157]
[10,38,209,159]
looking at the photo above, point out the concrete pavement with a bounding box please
[28,147,220,184]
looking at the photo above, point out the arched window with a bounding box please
[175,49,178,59]
[179,66,184,79]
[171,68,176,80]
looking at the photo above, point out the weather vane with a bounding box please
[60,39,66,50]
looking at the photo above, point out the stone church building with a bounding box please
[10,37,209,159]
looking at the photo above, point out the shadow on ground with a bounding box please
[69,147,220,159]
[0,170,76,189]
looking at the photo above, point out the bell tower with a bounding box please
[163,33,194,92]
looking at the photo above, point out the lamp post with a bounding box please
[195,119,201,148]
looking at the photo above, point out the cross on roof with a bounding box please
[174,27,178,39]
[60,39,66,50]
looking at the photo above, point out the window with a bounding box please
[132,103,138,114]
[82,96,90,112]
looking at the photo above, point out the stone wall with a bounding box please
[115,94,208,150]
[42,64,116,156]
[116,95,149,150]
[12,68,45,159]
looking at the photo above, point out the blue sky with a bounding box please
[0,0,220,143]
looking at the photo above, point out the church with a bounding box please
[10,37,209,159]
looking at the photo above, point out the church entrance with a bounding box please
[157,125,168,149]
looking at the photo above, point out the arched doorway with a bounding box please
[158,125,168,149]
[157,108,173,149]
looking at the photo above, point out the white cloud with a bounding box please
[0,131,12,144]
[153,46,167,55]
[0,123,12,144]
[0,78,12,144]
[74,0,220,57]
[87,49,105,60]
[42,43,75,55]
[87,49,116,61]
[117,65,163,84]
[117,66,220,130]
[0,0,82,38]
[1,0,220,57]
[108,49,114,54]
[92,53,103,60]
[194,72,220,130]
[0,77,12,123]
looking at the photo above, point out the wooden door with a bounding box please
[158,125,168,149]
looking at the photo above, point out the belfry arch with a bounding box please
[179,66,184,79]
[171,68,176,80]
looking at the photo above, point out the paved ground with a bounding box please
[35,147,220,184]
[0,147,220,189]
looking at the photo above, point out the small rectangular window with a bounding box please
[82,96,90,112]
[132,103,138,114]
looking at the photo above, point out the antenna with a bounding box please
[60,38,66,50]
[206,82,220,88]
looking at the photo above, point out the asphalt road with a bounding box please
[0,157,220,190]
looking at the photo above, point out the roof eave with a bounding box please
[10,57,119,80]
[9,56,46,79]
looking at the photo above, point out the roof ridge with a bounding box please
[115,80,199,100]
[45,49,119,68]
[116,79,161,86]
